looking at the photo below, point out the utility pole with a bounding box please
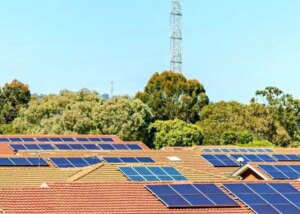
[170,0,182,73]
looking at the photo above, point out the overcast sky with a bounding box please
[0,0,299,103]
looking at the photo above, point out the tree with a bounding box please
[149,119,204,149]
[253,86,300,142]
[221,131,253,145]
[136,71,209,123]
[197,101,290,146]
[0,80,31,123]
[13,91,154,145]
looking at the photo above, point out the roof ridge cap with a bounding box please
[67,163,104,182]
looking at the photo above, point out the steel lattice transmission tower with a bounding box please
[170,0,182,73]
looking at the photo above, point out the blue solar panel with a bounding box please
[223,183,300,214]
[126,144,142,150]
[83,157,101,165]
[26,157,49,166]
[21,138,35,142]
[98,144,115,150]
[61,137,75,142]
[231,154,275,165]
[113,144,129,150]
[103,157,123,163]
[119,166,187,182]
[259,165,300,180]
[203,148,273,153]
[120,157,138,163]
[88,137,102,142]
[10,138,23,142]
[0,158,14,166]
[136,157,155,163]
[36,138,50,142]
[82,144,100,150]
[49,137,63,142]
[54,144,72,150]
[10,144,27,151]
[273,154,300,161]
[0,138,10,142]
[202,155,238,167]
[67,158,89,167]
[101,137,114,142]
[38,144,55,150]
[24,144,41,150]
[50,158,73,168]
[75,138,89,142]
[10,158,31,166]
[68,144,86,150]
[146,184,238,208]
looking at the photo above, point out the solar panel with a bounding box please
[10,158,32,166]
[24,144,41,150]
[61,137,75,142]
[0,138,10,142]
[49,137,63,142]
[98,144,115,150]
[259,165,300,179]
[82,144,100,150]
[201,155,238,167]
[54,144,72,150]
[75,138,89,142]
[0,158,14,166]
[119,166,187,182]
[26,157,49,166]
[9,138,23,142]
[21,138,36,142]
[68,144,86,150]
[104,157,155,163]
[230,154,275,165]
[50,156,101,168]
[112,144,129,150]
[38,144,55,150]
[36,137,50,142]
[273,154,300,161]
[146,184,239,208]
[10,144,27,151]
[203,148,273,153]
[88,137,102,142]
[101,137,114,142]
[223,183,300,214]
[126,144,142,150]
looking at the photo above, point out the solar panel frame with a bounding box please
[223,183,300,214]
[146,184,239,208]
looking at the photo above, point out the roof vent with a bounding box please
[167,156,182,162]
[40,182,49,189]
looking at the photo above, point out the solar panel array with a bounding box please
[231,154,276,165]
[272,154,300,161]
[10,143,142,151]
[0,137,114,142]
[0,157,48,166]
[103,157,155,163]
[223,183,300,214]
[119,166,187,181]
[146,184,239,208]
[203,148,273,153]
[259,165,300,180]
[201,155,239,167]
[50,157,101,168]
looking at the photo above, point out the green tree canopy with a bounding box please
[0,79,31,123]
[136,71,209,123]
[149,119,204,149]
[253,86,300,142]
[197,101,290,146]
[13,90,154,144]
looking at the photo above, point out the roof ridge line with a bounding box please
[67,163,104,182]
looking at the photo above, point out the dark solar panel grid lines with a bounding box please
[104,157,155,164]
[223,183,300,214]
[50,157,101,168]
[2,137,115,143]
[259,165,300,180]
[119,166,187,182]
[203,148,273,153]
[145,184,239,208]
[201,155,239,167]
